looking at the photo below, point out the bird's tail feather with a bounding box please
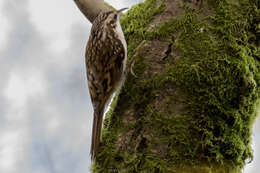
[91,110,104,160]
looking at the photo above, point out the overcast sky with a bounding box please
[0,0,259,173]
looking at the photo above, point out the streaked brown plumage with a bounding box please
[85,8,128,160]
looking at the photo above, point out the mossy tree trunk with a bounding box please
[91,0,260,172]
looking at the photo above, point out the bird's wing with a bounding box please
[85,30,125,111]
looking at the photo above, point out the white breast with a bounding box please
[116,18,127,72]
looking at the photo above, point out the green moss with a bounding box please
[164,0,260,168]
[121,0,166,58]
[91,0,260,172]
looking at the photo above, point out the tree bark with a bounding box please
[73,0,112,23]
[74,0,260,172]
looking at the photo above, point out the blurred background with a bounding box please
[0,0,258,172]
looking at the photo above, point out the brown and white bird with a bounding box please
[85,8,128,160]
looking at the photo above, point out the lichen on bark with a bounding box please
[91,0,260,172]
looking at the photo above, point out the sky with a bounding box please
[0,0,259,173]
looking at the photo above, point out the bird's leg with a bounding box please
[127,40,146,77]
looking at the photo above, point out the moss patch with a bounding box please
[165,0,260,167]
[91,0,260,172]
[121,0,166,58]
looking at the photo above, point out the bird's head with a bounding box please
[104,8,128,28]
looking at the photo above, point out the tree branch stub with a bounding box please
[74,0,112,23]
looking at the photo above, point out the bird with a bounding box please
[85,7,128,160]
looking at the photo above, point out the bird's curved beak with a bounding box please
[117,7,128,14]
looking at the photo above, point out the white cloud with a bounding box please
[27,0,83,53]
[28,0,79,34]
[106,0,144,10]
[44,107,62,137]
[0,131,19,172]
[244,114,260,173]
[0,130,28,173]
[49,36,71,53]
[3,72,46,109]
[0,1,10,50]
[4,74,28,108]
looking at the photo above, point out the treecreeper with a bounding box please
[85,8,128,160]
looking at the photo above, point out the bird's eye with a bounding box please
[114,14,117,20]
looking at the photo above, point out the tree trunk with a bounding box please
[86,0,260,172]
